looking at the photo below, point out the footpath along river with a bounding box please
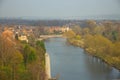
[45,38,120,80]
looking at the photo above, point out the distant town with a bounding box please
[0,24,70,43]
[0,19,120,43]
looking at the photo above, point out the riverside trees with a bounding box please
[64,20,120,70]
[0,31,46,80]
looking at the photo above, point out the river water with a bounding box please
[45,38,120,80]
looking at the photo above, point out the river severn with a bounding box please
[45,38,120,80]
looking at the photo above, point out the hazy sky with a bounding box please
[0,0,120,19]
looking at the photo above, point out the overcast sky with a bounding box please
[0,0,120,19]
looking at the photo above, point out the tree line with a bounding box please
[64,20,120,70]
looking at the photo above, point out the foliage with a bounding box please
[23,45,37,65]
[63,30,76,38]
[0,34,46,80]
[75,35,81,40]
[71,25,81,34]
[15,34,19,40]
[36,40,46,51]
[66,21,120,70]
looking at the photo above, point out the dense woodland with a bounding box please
[0,30,46,80]
[64,20,120,70]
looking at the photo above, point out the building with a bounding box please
[18,35,28,43]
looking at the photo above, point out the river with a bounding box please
[45,38,120,80]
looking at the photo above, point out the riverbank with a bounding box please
[67,38,120,71]
[45,53,51,80]
[38,35,63,41]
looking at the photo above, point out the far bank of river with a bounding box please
[45,38,120,80]
[68,38,120,71]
